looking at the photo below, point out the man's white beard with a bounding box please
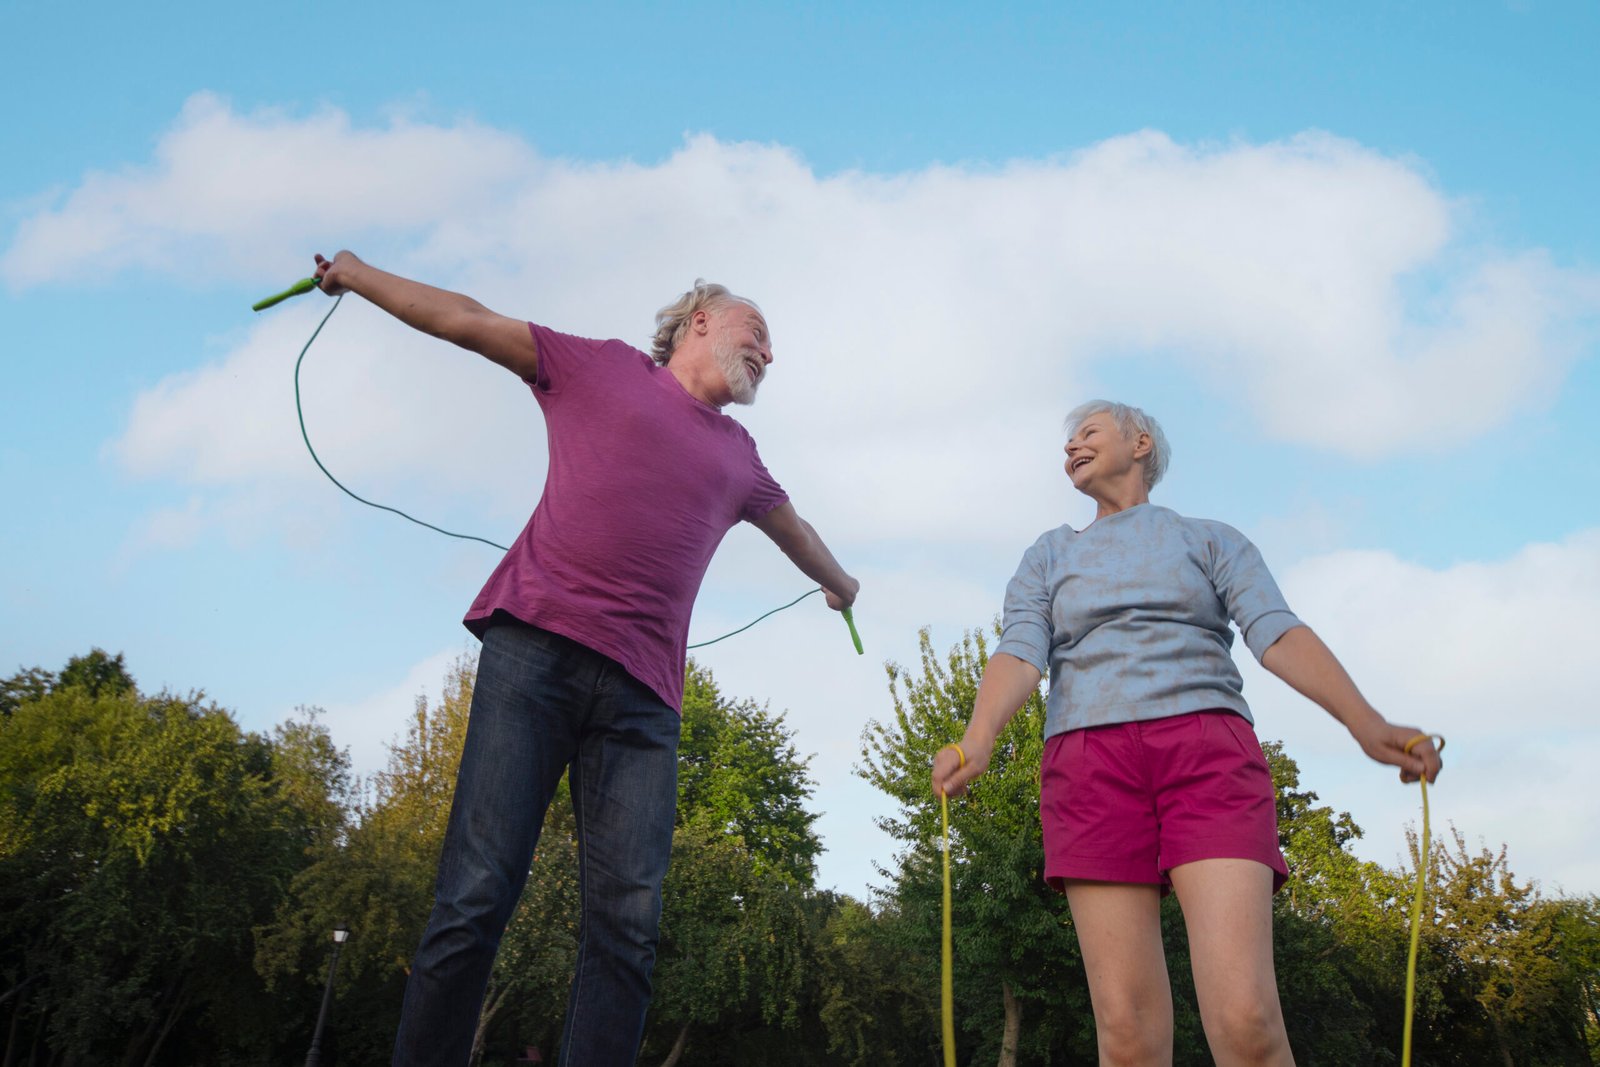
[713,335,761,406]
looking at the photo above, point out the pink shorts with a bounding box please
[1040,710,1287,894]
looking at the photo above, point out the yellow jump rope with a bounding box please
[1401,732,1445,1067]
[936,734,1444,1067]
[937,742,966,1067]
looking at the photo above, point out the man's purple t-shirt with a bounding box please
[463,324,789,712]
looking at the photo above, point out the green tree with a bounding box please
[257,657,476,1065]
[1262,741,1390,1064]
[1550,896,1600,1060]
[642,661,826,1067]
[814,894,939,1067]
[259,655,833,1066]
[648,818,812,1065]
[0,668,339,1065]
[0,647,135,718]
[56,648,136,699]
[677,663,822,885]
[0,665,53,717]
[1403,830,1596,1066]
[860,625,1091,1067]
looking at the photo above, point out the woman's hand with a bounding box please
[931,740,990,799]
[929,653,1041,800]
[1351,718,1444,784]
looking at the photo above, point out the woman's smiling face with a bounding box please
[1065,411,1146,494]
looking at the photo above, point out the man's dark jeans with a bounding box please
[391,619,681,1066]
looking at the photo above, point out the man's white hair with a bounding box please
[1064,400,1171,490]
[650,279,760,365]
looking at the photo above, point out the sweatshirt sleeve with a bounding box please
[1205,522,1303,662]
[994,534,1054,674]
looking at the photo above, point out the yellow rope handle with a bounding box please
[1401,732,1446,1067]
[938,742,966,1067]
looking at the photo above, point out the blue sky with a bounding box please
[4,1,1598,901]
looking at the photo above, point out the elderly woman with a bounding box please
[931,400,1442,1066]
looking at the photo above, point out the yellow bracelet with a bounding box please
[940,742,967,769]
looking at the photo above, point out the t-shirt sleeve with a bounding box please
[1206,523,1303,662]
[528,324,619,393]
[994,537,1053,675]
[740,440,790,522]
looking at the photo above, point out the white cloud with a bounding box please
[1239,529,1600,894]
[3,92,533,288]
[10,95,1598,897]
[111,295,540,510]
[0,97,1589,529]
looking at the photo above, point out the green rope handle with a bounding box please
[253,276,320,311]
[842,606,864,654]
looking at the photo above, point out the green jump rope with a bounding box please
[257,276,863,654]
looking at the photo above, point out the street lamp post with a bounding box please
[305,925,350,1067]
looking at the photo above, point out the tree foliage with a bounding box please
[860,625,1091,1067]
[677,663,821,885]
[0,656,346,1066]
[0,647,134,718]
[255,656,477,1065]
[5,640,1597,1065]
[642,661,825,1067]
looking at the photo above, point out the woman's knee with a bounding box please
[1092,994,1172,1064]
[1204,993,1290,1062]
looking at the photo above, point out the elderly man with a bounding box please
[312,252,859,1067]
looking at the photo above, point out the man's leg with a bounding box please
[1063,880,1174,1067]
[556,663,681,1067]
[392,623,599,1067]
[1168,859,1295,1067]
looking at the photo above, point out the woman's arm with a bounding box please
[1261,625,1442,783]
[931,652,1043,798]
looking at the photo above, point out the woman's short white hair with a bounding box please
[1064,400,1171,490]
[650,279,760,365]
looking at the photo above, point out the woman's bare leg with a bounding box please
[1168,859,1295,1067]
[1064,881,1172,1067]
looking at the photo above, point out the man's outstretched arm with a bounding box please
[752,502,859,610]
[314,251,539,380]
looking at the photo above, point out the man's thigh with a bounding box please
[441,622,606,883]
[569,663,681,898]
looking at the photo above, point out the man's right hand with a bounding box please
[313,251,363,297]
